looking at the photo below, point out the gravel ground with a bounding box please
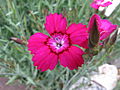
[0,77,27,90]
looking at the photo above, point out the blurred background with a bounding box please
[0,0,120,90]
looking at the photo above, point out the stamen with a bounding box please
[57,43,62,48]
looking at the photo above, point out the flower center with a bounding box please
[47,33,70,53]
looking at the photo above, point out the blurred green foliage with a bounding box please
[0,0,120,90]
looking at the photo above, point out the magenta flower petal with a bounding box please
[100,1,112,7]
[59,51,77,70]
[88,14,117,41]
[28,33,49,54]
[79,39,89,49]
[37,53,58,72]
[90,0,112,9]
[45,13,67,35]
[32,46,50,64]
[32,46,58,72]
[59,46,84,70]
[99,20,117,40]
[90,2,99,9]
[66,23,88,48]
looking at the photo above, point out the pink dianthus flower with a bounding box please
[27,13,88,71]
[88,14,117,40]
[90,0,112,9]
